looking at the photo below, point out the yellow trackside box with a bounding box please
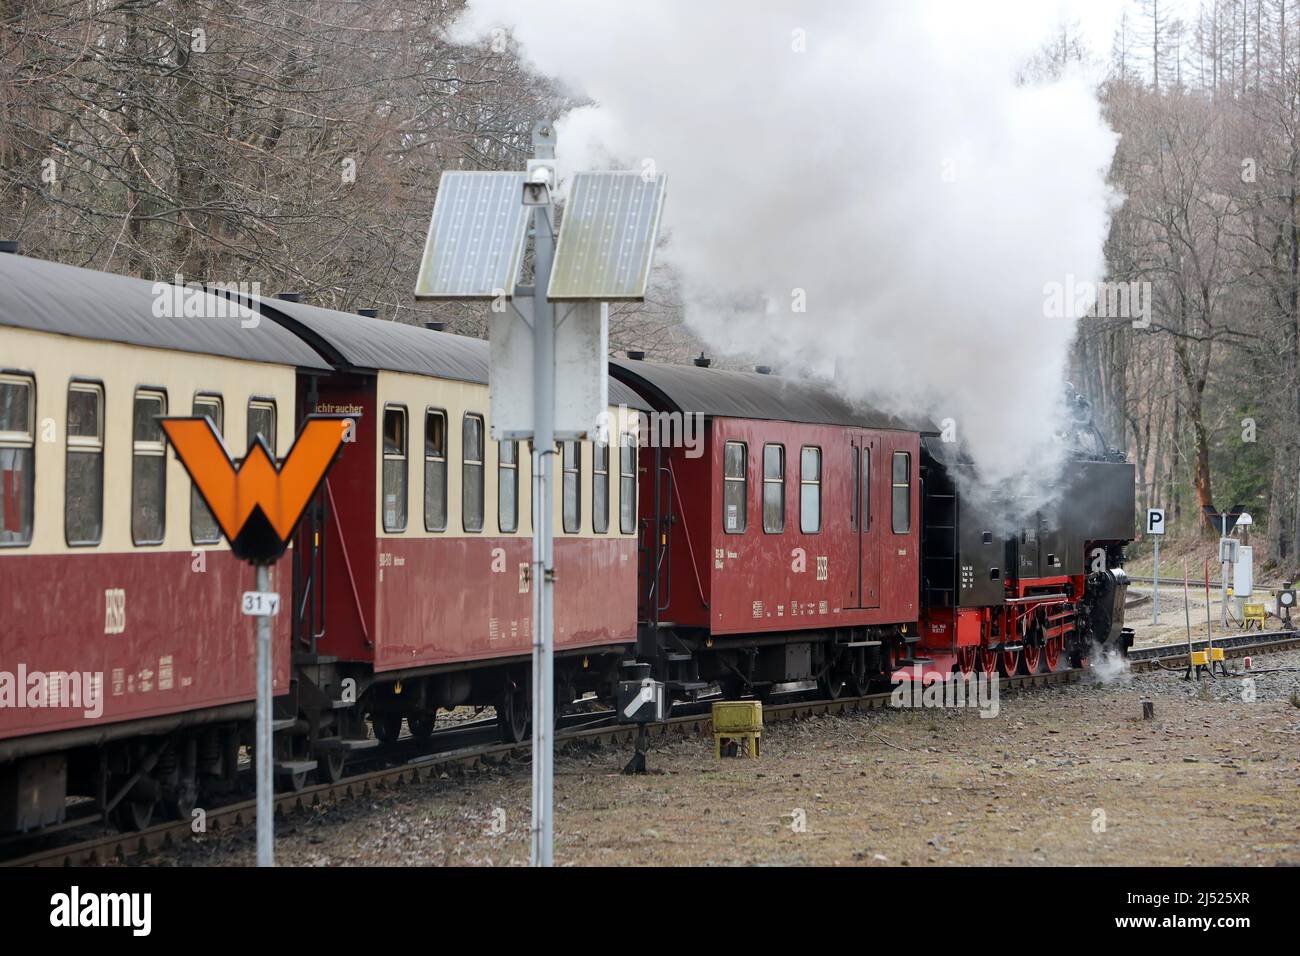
[712,701,763,734]
[1190,650,1209,667]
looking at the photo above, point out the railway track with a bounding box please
[7,628,1297,868]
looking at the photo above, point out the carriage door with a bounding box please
[851,434,880,608]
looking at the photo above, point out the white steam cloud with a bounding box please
[451,1,1120,490]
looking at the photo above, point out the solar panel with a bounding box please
[547,172,667,301]
[413,171,530,300]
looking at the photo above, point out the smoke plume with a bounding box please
[451,2,1120,491]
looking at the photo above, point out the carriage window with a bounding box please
[382,406,407,532]
[424,409,447,531]
[522,441,533,534]
[863,448,871,529]
[66,383,104,546]
[0,375,35,546]
[499,439,518,533]
[592,441,609,534]
[762,443,784,533]
[892,451,911,534]
[462,413,484,532]
[723,440,747,533]
[562,440,581,533]
[190,395,223,544]
[132,390,167,545]
[800,445,821,534]
[247,400,276,455]
[620,433,637,534]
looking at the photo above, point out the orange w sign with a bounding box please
[161,415,349,564]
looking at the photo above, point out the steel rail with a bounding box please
[6,628,1296,868]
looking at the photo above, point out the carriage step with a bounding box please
[271,718,297,733]
[667,681,709,692]
[845,640,882,647]
[665,652,692,662]
[988,643,1024,652]
[315,737,378,752]
[330,698,355,709]
[902,635,921,645]
[275,759,317,775]
[895,658,933,666]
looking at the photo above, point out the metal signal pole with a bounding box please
[1220,512,1229,628]
[410,121,664,867]
[529,123,557,867]
[255,562,274,867]
[1151,536,1160,626]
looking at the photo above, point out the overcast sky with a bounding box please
[1058,0,1131,58]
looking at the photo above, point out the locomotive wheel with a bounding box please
[954,648,977,676]
[977,648,999,678]
[373,714,403,744]
[408,714,436,739]
[1022,643,1041,674]
[998,648,1021,677]
[1042,636,1063,673]
[497,686,529,744]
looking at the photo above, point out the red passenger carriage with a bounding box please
[611,358,934,699]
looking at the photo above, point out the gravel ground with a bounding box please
[146,649,1300,867]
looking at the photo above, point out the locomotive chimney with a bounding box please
[627,350,646,360]
[694,353,711,368]
[425,321,445,332]
[755,365,772,375]
[276,292,302,303]
[357,308,378,318]
[0,240,17,254]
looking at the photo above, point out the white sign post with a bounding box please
[251,567,276,867]
[1146,508,1165,625]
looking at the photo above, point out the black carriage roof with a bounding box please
[610,358,935,433]
[243,293,649,410]
[0,253,331,370]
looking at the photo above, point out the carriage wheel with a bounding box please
[998,648,1021,677]
[954,647,977,676]
[1022,643,1041,674]
[408,714,436,739]
[819,671,845,700]
[372,714,403,744]
[497,683,529,744]
[319,748,347,784]
[112,796,156,832]
[1042,635,1063,673]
